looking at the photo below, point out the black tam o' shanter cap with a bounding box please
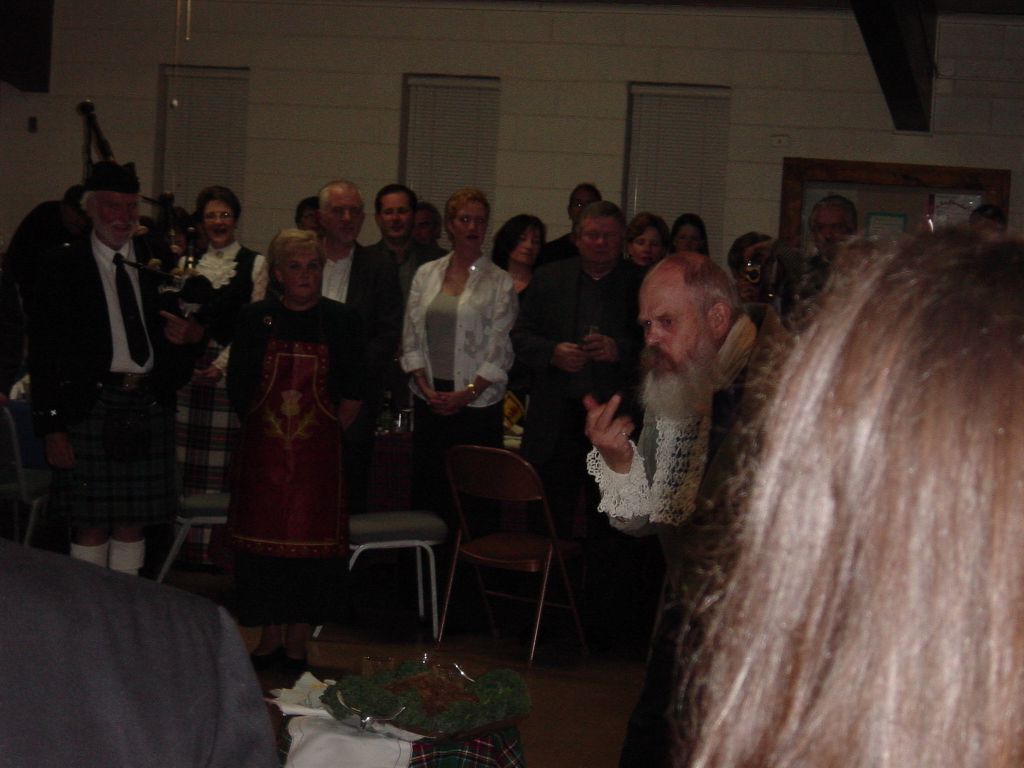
[85,161,140,194]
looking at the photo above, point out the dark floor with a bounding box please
[12,511,652,767]
[166,550,648,768]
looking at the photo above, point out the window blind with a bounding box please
[401,75,500,213]
[157,65,250,212]
[624,83,730,255]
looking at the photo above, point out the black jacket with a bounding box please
[28,236,201,435]
[512,257,643,465]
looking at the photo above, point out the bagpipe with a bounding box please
[78,100,213,317]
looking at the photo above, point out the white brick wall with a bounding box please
[1,1,1022,257]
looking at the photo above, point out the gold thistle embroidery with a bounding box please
[262,389,318,445]
[281,390,302,417]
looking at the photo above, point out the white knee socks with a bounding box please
[108,539,146,576]
[70,541,109,567]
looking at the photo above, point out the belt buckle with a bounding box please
[122,373,144,392]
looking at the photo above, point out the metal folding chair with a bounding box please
[156,492,230,583]
[312,509,448,639]
[0,406,50,546]
[440,444,588,665]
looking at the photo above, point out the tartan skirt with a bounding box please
[49,387,178,527]
[176,339,239,495]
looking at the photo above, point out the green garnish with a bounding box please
[321,667,530,736]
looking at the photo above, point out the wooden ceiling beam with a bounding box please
[851,0,937,132]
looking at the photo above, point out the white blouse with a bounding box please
[400,253,517,408]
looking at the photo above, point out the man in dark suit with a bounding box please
[317,180,403,516]
[0,539,278,767]
[365,183,442,302]
[29,161,204,574]
[513,200,643,534]
[513,200,644,648]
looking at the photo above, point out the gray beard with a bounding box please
[640,337,718,421]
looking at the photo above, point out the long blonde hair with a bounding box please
[685,229,1024,767]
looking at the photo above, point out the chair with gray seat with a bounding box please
[313,509,448,640]
[156,492,231,583]
[0,405,50,546]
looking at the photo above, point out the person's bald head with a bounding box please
[639,253,740,419]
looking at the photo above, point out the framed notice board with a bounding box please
[779,157,1011,248]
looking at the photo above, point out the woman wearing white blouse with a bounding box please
[401,187,517,528]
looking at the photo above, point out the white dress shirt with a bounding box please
[322,255,354,303]
[90,232,154,373]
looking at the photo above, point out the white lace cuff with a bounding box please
[586,444,651,526]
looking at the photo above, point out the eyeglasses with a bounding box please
[580,230,619,243]
[204,211,235,221]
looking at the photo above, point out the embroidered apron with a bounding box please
[230,335,346,558]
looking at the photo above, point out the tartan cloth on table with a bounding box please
[410,728,525,768]
[48,387,177,527]
[278,720,525,767]
[175,339,239,563]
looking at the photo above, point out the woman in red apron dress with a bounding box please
[227,229,364,671]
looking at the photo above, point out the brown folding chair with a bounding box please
[439,444,588,665]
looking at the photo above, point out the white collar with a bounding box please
[196,241,242,289]
[202,241,241,260]
[91,231,136,264]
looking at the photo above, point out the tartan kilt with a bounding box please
[49,387,178,527]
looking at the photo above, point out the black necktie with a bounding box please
[114,254,149,366]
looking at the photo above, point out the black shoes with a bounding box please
[250,645,308,674]
[250,647,285,671]
[281,654,308,674]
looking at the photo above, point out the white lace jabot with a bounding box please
[192,241,241,290]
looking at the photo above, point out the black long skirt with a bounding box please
[234,552,348,627]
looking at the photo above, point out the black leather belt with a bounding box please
[102,372,151,392]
